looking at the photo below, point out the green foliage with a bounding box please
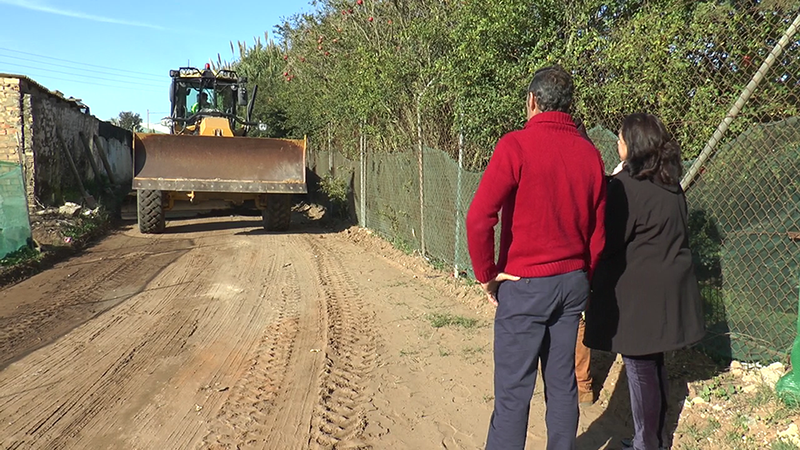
[689,209,723,283]
[773,440,800,450]
[682,416,721,443]
[318,174,349,204]
[63,209,109,240]
[461,345,488,359]
[0,245,40,267]
[389,235,414,255]
[699,376,741,402]
[226,1,798,169]
[220,0,800,364]
[766,399,800,426]
[753,382,778,407]
[429,256,447,272]
[686,117,800,362]
[700,282,726,327]
[427,312,479,329]
[110,111,142,132]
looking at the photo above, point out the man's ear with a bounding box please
[526,92,537,118]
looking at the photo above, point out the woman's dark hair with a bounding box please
[621,113,683,185]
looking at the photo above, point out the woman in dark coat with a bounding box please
[584,113,705,450]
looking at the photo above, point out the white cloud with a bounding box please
[0,0,164,30]
[145,121,171,133]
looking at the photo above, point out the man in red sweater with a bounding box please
[467,66,606,450]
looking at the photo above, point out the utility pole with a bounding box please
[147,109,150,131]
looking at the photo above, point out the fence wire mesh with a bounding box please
[306,3,800,363]
[0,161,32,259]
[686,119,800,363]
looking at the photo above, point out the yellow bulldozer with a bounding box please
[132,64,306,233]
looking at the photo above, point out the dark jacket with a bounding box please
[584,169,705,356]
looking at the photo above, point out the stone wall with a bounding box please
[0,74,132,208]
[0,77,29,210]
[0,77,23,165]
[0,77,32,256]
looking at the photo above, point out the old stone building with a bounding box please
[0,74,132,208]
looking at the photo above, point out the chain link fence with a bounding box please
[306,3,800,363]
[686,118,800,363]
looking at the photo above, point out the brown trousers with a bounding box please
[576,316,592,393]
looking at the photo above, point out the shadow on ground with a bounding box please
[578,349,727,449]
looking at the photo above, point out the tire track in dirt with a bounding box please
[200,240,304,449]
[0,219,381,449]
[0,220,307,450]
[200,233,380,450]
[0,219,280,449]
[124,237,286,449]
[0,233,192,368]
[200,232,332,450]
[0,246,215,450]
[303,236,378,450]
[120,229,324,450]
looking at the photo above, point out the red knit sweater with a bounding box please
[466,112,606,283]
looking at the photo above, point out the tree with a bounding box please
[231,0,800,166]
[111,111,143,132]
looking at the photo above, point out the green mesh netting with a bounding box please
[308,119,800,363]
[0,161,31,259]
[588,126,621,174]
[685,118,800,363]
[364,149,420,251]
[777,285,800,406]
[422,146,496,278]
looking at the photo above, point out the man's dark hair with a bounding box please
[622,113,683,185]
[527,65,573,113]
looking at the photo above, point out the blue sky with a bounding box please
[0,0,312,125]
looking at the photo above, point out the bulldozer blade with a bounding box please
[133,133,307,193]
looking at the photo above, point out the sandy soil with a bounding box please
[0,210,717,449]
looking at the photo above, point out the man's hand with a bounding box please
[481,273,521,306]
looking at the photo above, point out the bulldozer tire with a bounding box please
[137,189,165,234]
[262,195,292,232]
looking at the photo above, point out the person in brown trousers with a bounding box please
[573,117,597,407]
[576,316,594,405]
[576,158,626,406]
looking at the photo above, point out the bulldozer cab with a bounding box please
[133,63,306,234]
[186,89,218,114]
[168,65,250,136]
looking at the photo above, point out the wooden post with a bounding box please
[56,129,96,208]
[91,134,117,185]
[78,132,104,185]
[682,12,800,190]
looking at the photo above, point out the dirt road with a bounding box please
[0,213,626,449]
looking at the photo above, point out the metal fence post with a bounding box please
[682,11,800,191]
[454,122,464,278]
[416,93,426,256]
[360,124,366,228]
[328,124,334,177]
